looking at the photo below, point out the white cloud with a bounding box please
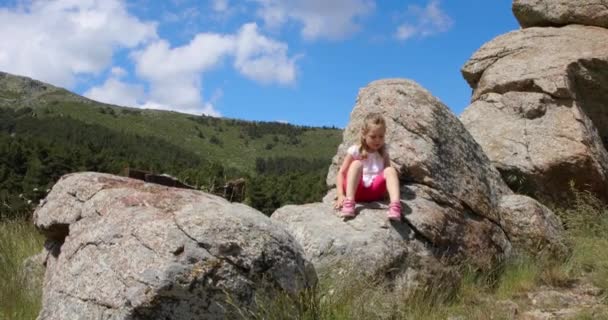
[131,22,297,115]
[234,23,297,84]
[396,24,417,41]
[210,88,224,102]
[130,33,233,115]
[162,6,200,24]
[133,34,235,81]
[253,0,375,40]
[212,0,229,12]
[0,1,299,117]
[0,0,156,87]
[84,76,145,108]
[202,102,221,117]
[110,67,127,78]
[395,0,453,40]
[137,99,221,117]
[148,78,206,111]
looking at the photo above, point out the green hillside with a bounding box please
[0,71,341,172]
[0,71,342,218]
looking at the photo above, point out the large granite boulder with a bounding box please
[273,201,449,293]
[461,25,608,203]
[33,172,315,320]
[513,0,608,29]
[272,79,568,293]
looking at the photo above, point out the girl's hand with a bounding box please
[334,194,345,209]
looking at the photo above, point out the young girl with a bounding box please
[334,113,402,221]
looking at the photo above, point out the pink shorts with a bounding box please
[342,171,387,202]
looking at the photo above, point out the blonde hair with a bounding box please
[359,112,387,159]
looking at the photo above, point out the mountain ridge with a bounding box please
[0,70,342,172]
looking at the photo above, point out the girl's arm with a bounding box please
[334,153,354,209]
[383,151,391,168]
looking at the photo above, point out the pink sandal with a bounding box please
[341,198,356,218]
[387,201,402,221]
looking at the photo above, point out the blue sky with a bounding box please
[0,0,519,127]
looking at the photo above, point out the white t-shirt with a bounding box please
[347,144,386,187]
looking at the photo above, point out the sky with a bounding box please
[0,0,519,128]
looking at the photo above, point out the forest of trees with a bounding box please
[0,107,330,219]
[247,157,328,215]
[189,115,338,140]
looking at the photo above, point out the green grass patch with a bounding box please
[0,219,44,320]
[568,236,608,291]
[553,188,608,292]
[494,256,540,299]
[0,90,21,100]
[234,266,521,320]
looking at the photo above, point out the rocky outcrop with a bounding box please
[273,201,448,294]
[513,0,608,29]
[33,172,315,320]
[498,195,569,257]
[0,71,91,107]
[272,79,568,293]
[461,20,608,203]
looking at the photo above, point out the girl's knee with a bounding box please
[349,160,363,172]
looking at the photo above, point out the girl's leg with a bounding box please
[384,167,402,221]
[341,160,363,217]
[345,160,363,200]
[384,167,400,203]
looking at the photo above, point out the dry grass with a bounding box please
[0,219,44,320]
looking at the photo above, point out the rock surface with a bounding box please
[461,25,608,203]
[273,79,568,292]
[513,0,608,29]
[272,202,447,293]
[34,172,315,320]
[21,250,47,292]
[498,195,568,257]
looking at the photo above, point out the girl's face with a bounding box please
[363,124,385,152]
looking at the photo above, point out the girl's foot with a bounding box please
[387,201,402,221]
[341,198,356,218]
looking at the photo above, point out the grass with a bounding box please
[2,189,608,319]
[237,189,608,320]
[553,188,608,292]
[494,256,540,298]
[236,247,606,320]
[0,219,45,320]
